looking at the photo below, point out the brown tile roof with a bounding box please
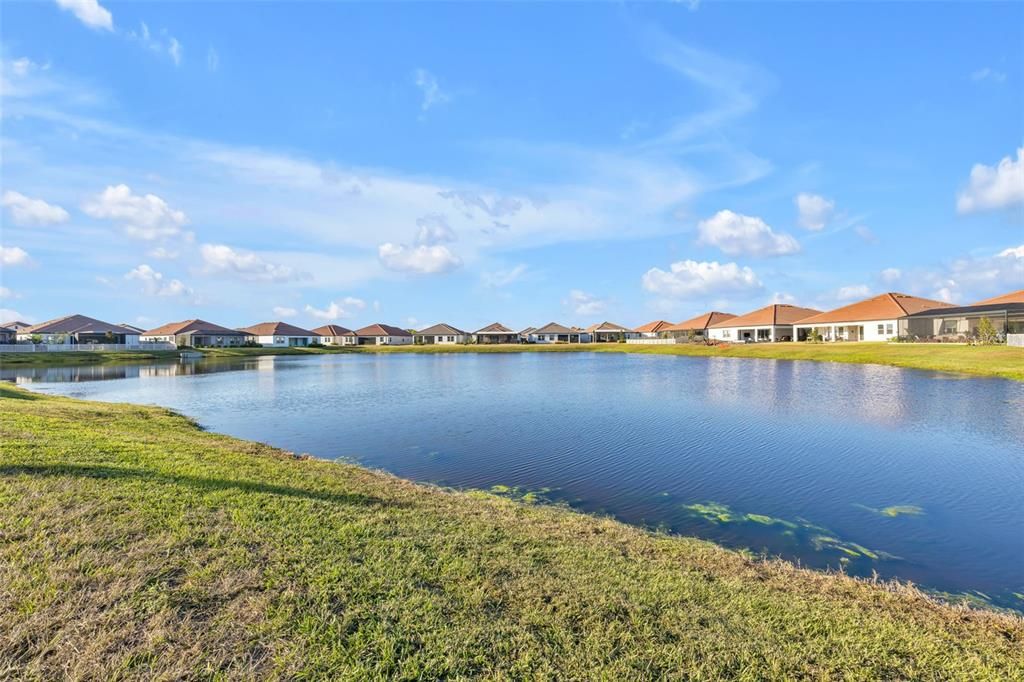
[585,321,632,333]
[355,323,412,337]
[709,304,822,328]
[665,311,736,332]
[634,320,672,333]
[144,319,246,336]
[416,323,467,336]
[474,322,517,334]
[795,293,954,325]
[22,314,139,336]
[519,326,536,335]
[0,320,31,330]
[972,289,1024,306]
[533,322,575,335]
[312,324,355,336]
[239,321,318,337]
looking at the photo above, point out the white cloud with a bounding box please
[413,68,449,111]
[0,245,31,266]
[481,263,528,288]
[124,264,191,297]
[696,210,800,257]
[0,308,31,323]
[438,190,523,219]
[920,243,1024,303]
[55,0,113,31]
[378,242,461,274]
[168,37,182,66]
[565,289,607,316]
[147,246,178,260]
[2,191,70,226]
[880,267,902,284]
[642,259,761,298]
[795,193,834,231]
[971,67,1006,83]
[127,23,183,65]
[999,244,1024,258]
[304,297,366,321]
[853,225,878,244]
[956,147,1024,214]
[415,214,456,246]
[836,284,871,301]
[83,184,188,240]
[206,47,219,72]
[273,306,297,318]
[11,58,47,77]
[200,244,301,282]
[771,292,797,305]
[0,286,19,299]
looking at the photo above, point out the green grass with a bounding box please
[366,342,1024,381]
[3,342,1021,381]
[2,385,1022,679]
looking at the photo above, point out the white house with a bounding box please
[707,304,822,343]
[585,321,638,343]
[312,324,359,346]
[355,323,414,345]
[414,323,469,345]
[17,314,141,346]
[633,320,672,338]
[239,321,320,347]
[530,322,589,344]
[142,319,252,347]
[664,311,737,340]
[793,292,954,342]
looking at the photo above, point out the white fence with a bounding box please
[625,338,679,345]
[0,343,176,353]
[1008,334,1024,348]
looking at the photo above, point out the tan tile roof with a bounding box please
[0,320,31,330]
[972,289,1024,306]
[312,325,355,336]
[355,323,412,337]
[239,321,318,337]
[22,314,139,336]
[416,323,467,336]
[709,304,822,328]
[474,322,517,334]
[795,293,954,325]
[533,322,575,335]
[585,321,632,333]
[634,320,672,333]
[665,311,736,332]
[144,319,245,336]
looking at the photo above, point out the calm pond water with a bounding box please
[5,353,1023,609]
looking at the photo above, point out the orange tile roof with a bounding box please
[239,321,318,336]
[971,289,1024,306]
[634,320,672,333]
[709,304,822,328]
[355,323,412,337]
[795,293,953,325]
[665,311,736,332]
[312,324,355,336]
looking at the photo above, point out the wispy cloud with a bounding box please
[971,67,1006,83]
[55,0,113,31]
[565,289,608,316]
[413,68,450,112]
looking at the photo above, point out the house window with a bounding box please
[877,324,884,335]
[886,323,893,335]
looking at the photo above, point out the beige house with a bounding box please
[473,322,521,344]
[142,319,252,347]
[239,321,320,347]
[708,304,821,343]
[17,314,142,346]
[664,312,737,340]
[356,323,414,345]
[312,325,358,346]
[585,321,638,343]
[414,323,469,345]
[633,320,673,338]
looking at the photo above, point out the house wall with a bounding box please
[19,332,140,346]
[364,335,413,345]
[321,336,357,346]
[708,325,792,342]
[415,334,467,345]
[474,333,520,344]
[794,319,899,342]
[253,335,315,347]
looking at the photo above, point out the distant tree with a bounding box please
[976,317,1000,345]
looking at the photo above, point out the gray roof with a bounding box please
[22,314,139,336]
[533,322,575,335]
[474,322,517,334]
[904,302,1024,318]
[416,323,468,336]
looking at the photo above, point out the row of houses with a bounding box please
[2,288,1021,349]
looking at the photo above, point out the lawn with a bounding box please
[1,384,1022,679]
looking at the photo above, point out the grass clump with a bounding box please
[1,384,1023,679]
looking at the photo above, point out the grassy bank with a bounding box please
[367,342,1024,381]
[2,385,1021,679]
[2,342,1021,380]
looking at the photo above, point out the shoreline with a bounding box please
[1,383,1022,677]
[2,341,1022,381]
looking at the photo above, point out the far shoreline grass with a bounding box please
[2,383,1022,678]
[1,341,1021,380]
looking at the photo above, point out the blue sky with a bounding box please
[1,1,1022,331]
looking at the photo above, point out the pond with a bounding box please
[5,352,1023,610]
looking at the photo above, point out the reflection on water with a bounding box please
[4,352,1023,609]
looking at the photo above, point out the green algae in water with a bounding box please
[682,502,740,524]
[488,484,556,505]
[854,503,924,518]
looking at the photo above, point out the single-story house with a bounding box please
[239,321,320,347]
[793,292,954,342]
[119,323,147,334]
[415,323,470,345]
[17,314,142,346]
[634,320,673,338]
[519,326,537,342]
[355,323,414,345]
[707,304,822,343]
[585,321,638,343]
[0,320,32,332]
[0,326,15,344]
[664,311,737,340]
[902,289,1024,341]
[142,319,252,347]
[312,324,358,346]
[530,322,588,344]
[473,322,521,344]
